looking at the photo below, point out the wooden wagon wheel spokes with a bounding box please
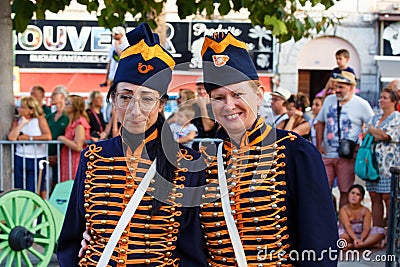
[0,190,56,267]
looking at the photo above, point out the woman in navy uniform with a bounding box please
[198,32,339,266]
[76,30,339,267]
[57,23,207,267]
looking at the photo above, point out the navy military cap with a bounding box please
[201,31,259,92]
[113,22,175,95]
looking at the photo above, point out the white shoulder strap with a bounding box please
[217,143,248,267]
[97,160,157,267]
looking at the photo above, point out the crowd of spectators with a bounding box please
[7,49,400,253]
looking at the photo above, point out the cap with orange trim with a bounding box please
[113,22,175,95]
[201,31,258,92]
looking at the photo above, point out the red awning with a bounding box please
[18,72,271,95]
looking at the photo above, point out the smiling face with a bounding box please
[113,82,162,134]
[210,80,262,141]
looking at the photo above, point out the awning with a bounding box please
[374,55,400,82]
[18,71,271,95]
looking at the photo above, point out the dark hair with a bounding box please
[382,87,399,108]
[151,114,179,213]
[31,85,45,94]
[348,184,365,200]
[336,49,350,58]
[314,96,325,102]
[287,93,310,112]
[107,83,118,103]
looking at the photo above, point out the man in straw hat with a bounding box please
[316,71,373,208]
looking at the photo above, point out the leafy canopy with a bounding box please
[12,0,336,42]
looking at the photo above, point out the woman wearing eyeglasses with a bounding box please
[57,95,91,182]
[57,23,207,267]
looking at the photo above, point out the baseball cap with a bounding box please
[112,26,125,35]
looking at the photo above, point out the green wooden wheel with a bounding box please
[0,190,56,267]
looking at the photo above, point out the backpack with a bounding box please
[354,133,380,181]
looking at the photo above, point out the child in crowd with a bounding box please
[169,105,198,148]
[338,185,385,251]
[332,49,355,76]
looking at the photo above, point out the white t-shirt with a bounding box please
[16,118,47,158]
[169,123,198,148]
[316,94,373,158]
[107,37,129,81]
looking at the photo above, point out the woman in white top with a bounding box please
[8,96,51,197]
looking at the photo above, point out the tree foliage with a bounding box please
[11,0,336,42]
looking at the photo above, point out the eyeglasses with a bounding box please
[113,92,160,111]
[66,100,72,106]
[271,97,283,102]
[332,73,352,84]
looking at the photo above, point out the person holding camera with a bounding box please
[316,71,373,208]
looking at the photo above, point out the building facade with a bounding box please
[15,0,400,108]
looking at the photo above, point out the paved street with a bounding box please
[46,250,391,266]
[48,254,59,267]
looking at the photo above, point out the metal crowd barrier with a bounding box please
[386,166,400,267]
[0,140,81,198]
[0,138,223,197]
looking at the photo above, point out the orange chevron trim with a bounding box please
[120,39,175,69]
[201,32,248,57]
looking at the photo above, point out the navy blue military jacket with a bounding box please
[57,126,208,266]
[199,117,339,267]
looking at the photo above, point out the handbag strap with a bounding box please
[90,108,104,132]
[97,160,157,267]
[362,133,374,148]
[337,100,342,141]
[217,143,248,267]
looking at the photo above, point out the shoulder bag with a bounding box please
[337,101,356,159]
[354,133,380,181]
